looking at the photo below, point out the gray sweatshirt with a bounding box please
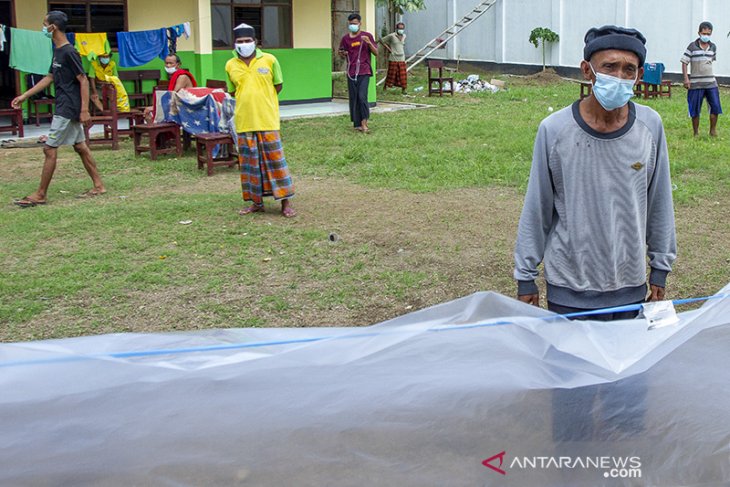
[513,101,677,309]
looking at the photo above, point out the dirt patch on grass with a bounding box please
[518,68,565,86]
[10,176,524,340]
[12,170,727,342]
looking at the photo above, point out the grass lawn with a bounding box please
[1,66,729,342]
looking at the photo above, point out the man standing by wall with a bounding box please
[338,13,377,133]
[681,21,721,137]
[11,11,105,207]
[380,22,407,94]
[226,23,295,218]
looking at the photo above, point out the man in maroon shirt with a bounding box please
[338,13,377,133]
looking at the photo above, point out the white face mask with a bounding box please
[165,66,177,75]
[235,41,256,58]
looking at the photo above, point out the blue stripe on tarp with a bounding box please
[1,293,728,369]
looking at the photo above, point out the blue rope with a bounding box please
[1,293,727,369]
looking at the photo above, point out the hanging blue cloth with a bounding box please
[117,28,169,67]
[170,24,186,38]
[65,32,75,48]
[642,63,665,85]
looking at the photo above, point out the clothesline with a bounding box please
[7,20,194,74]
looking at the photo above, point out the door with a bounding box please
[331,0,358,71]
[0,0,16,106]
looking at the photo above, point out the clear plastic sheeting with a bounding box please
[1,285,730,486]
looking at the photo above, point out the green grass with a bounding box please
[325,67,730,203]
[1,67,728,341]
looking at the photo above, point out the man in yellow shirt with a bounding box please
[88,52,130,113]
[225,23,295,218]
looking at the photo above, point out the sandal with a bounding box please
[13,196,47,208]
[239,204,265,215]
[281,206,297,218]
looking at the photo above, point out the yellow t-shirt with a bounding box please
[75,33,109,58]
[225,49,283,133]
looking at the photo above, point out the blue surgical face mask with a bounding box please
[590,64,636,111]
[100,57,110,65]
[42,25,53,39]
[700,34,711,43]
[397,29,405,35]
[348,24,360,33]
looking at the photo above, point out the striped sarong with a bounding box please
[385,61,407,89]
[237,131,294,204]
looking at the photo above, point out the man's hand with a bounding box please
[683,77,691,90]
[79,110,91,126]
[648,284,665,302]
[363,36,377,53]
[11,94,27,109]
[518,294,540,307]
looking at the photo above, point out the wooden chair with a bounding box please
[196,132,237,176]
[84,83,120,150]
[133,123,182,160]
[0,108,25,138]
[118,109,145,138]
[206,79,236,98]
[427,60,454,97]
[25,74,54,126]
[205,79,228,90]
[118,69,161,107]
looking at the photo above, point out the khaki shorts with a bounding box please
[46,115,86,148]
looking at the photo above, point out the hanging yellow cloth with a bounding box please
[89,59,130,113]
[75,33,110,58]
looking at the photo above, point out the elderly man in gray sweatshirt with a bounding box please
[514,25,677,319]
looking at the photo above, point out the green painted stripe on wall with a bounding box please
[211,48,333,102]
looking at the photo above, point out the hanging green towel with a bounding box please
[9,28,53,75]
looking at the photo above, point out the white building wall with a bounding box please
[403,0,730,77]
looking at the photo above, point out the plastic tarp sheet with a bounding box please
[1,284,730,486]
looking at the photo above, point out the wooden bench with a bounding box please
[133,123,182,160]
[118,70,161,107]
[634,80,672,99]
[196,132,237,176]
[582,80,672,100]
[0,108,25,138]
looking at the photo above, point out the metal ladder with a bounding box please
[376,0,498,86]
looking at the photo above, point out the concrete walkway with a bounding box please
[0,98,431,142]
